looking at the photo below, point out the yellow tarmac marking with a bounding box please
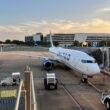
[0,90,17,98]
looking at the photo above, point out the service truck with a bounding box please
[0,72,20,86]
[101,93,110,110]
[44,73,58,90]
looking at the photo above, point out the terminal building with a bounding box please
[25,33,43,44]
[44,33,110,47]
[44,33,75,46]
[74,33,110,47]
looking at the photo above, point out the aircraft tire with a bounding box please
[81,78,88,83]
[106,101,110,110]
[2,83,7,87]
[55,84,58,89]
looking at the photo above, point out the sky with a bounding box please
[0,0,110,41]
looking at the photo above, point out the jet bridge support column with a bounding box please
[24,70,32,110]
[0,46,3,53]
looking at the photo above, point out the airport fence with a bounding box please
[3,46,48,52]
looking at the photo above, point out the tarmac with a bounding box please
[0,51,110,110]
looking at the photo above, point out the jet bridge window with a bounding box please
[81,60,95,63]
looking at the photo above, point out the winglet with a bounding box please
[50,32,54,47]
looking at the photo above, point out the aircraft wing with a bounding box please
[0,52,58,61]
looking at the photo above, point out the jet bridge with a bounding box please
[90,47,110,69]
[100,47,110,68]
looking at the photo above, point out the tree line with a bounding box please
[0,39,25,45]
[0,39,51,46]
[1,39,110,47]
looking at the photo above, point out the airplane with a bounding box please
[47,34,100,82]
[0,33,100,82]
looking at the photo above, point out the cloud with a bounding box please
[0,18,110,41]
[97,7,110,13]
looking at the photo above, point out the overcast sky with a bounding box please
[0,0,110,41]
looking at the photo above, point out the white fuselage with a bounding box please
[49,47,100,76]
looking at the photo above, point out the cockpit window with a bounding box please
[81,60,96,63]
[81,60,87,63]
[87,60,93,63]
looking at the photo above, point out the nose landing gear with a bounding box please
[81,74,88,83]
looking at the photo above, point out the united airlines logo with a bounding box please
[57,52,71,61]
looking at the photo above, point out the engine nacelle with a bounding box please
[42,59,53,70]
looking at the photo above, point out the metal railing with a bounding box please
[14,80,23,110]
[31,73,37,110]
[14,69,37,110]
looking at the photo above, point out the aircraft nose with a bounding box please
[91,64,100,75]
[87,64,100,75]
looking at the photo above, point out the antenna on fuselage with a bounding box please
[50,32,54,47]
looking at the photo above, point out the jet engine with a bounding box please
[42,59,53,70]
